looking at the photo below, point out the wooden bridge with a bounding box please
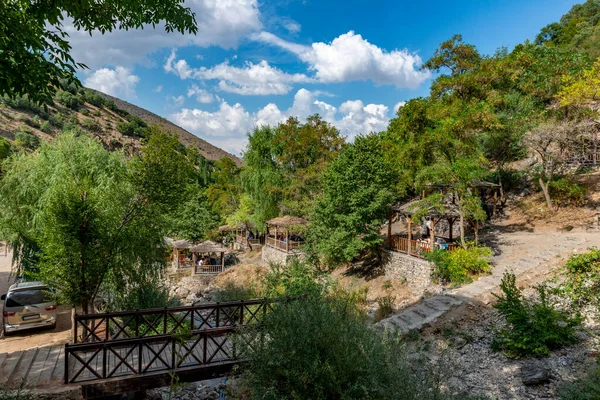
[1,299,281,398]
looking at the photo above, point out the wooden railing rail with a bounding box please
[265,237,303,252]
[388,236,458,259]
[65,325,245,384]
[73,299,280,344]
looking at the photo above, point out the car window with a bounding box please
[5,289,52,307]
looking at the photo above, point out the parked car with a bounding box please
[1,281,56,335]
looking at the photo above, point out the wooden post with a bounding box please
[387,211,393,248]
[286,229,289,252]
[175,249,180,269]
[430,217,435,246]
[407,217,412,255]
[448,218,454,241]
[221,252,224,272]
[71,308,77,343]
[192,252,197,274]
[274,225,278,249]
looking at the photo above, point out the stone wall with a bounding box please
[383,250,433,289]
[261,245,305,265]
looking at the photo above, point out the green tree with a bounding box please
[0,133,167,313]
[308,134,398,267]
[1,0,197,104]
[206,157,242,217]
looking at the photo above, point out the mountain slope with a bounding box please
[92,90,241,165]
[0,88,241,166]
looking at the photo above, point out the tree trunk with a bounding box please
[497,168,505,204]
[539,176,553,210]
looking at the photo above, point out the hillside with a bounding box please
[0,88,241,165]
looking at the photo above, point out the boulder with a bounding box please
[521,361,551,386]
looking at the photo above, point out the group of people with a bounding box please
[198,256,218,266]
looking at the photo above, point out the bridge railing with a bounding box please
[65,325,247,384]
[73,299,280,344]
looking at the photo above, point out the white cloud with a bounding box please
[393,101,406,114]
[282,19,301,34]
[168,95,185,107]
[253,31,431,88]
[154,85,163,93]
[84,66,140,98]
[165,52,313,95]
[169,88,393,154]
[187,85,215,103]
[65,0,262,69]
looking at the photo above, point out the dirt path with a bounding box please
[0,245,71,353]
[378,224,600,333]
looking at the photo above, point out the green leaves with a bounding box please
[0,0,197,104]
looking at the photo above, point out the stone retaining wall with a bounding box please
[383,250,432,288]
[262,245,305,265]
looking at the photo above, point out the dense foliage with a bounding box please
[556,248,600,318]
[0,0,196,104]
[237,261,484,400]
[493,273,580,358]
[426,243,492,285]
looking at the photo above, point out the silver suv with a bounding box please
[1,281,57,334]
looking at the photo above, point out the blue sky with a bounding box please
[72,0,580,155]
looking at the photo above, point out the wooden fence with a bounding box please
[73,300,276,344]
[265,237,303,252]
[388,236,458,258]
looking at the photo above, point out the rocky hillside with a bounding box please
[0,88,241,165]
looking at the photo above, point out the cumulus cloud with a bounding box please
[154,85,163,93]
[65,0,262,69]
[253,31,431,88]
[169,88,394,154]
[187,85,215,103]
[165,51,313,95]
[84,66,140,98]
[393,101,406,114]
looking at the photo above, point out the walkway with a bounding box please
[0,345,65,388]
[378,228,600,332]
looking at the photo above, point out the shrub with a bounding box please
[212,281,260,302]
[55,90,80,110]
[238,290,480,400]
[426,243,492,285]
[40,121,52,134]
[81,118,102,133]
[556,248,600,318]
[49,112,64,128]
[117,116,148,138]
[0,137,12,160]
[375,293,395,321]
[106,279,180,312]
[14,130,40,150]
[558,359,600,400]
[81,90,107,108]
[492,272,580,358]
[549,177,587,207]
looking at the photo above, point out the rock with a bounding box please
[521,361,551,386]
[176,287,190,297]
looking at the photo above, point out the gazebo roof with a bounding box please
[391,198,462,219]
[171,239,192,249]
[190,240,228,253]
[266,216,308,228]
[218,225,235,232]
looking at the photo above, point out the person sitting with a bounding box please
[248,231,255,240]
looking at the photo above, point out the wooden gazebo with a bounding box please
[167,238,193,268]
[265,216,307,253]
[190,241,229,275]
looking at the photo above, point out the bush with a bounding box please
[55,90,80,110]
[40,121,52,134]
[81,90,107,107]
[426,243,492,285]
[49,112,64,128]
[106,279,180,312]
[238,290,480,400]
[81,118,102,133]
[556,248,600,318]
[0,137,12,160]
[212,281,260,302]
[375,293,395,321]
[558,360,600,400]
[549,177,587,207]
[14,130,40,150]
[117,116,148,138]
[492,273,580,358]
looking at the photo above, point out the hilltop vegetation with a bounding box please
[0,84,240,164]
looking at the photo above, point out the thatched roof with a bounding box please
[190,240,228,253]
[266,216,308,228]
[391,198,462,219]
[218,222,255,231]
[171,239,192,249]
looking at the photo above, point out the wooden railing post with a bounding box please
[64,344,69,384]
[72,308,77,343]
